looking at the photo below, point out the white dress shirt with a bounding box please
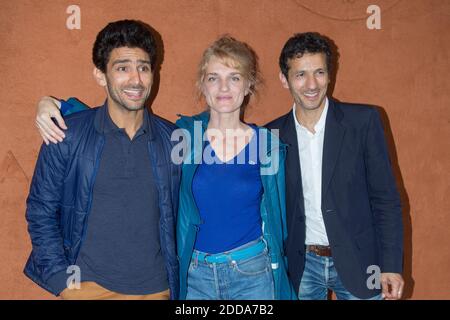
[293,98,330,246]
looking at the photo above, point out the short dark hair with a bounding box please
[279,32,333,77]
[92,20,157,73]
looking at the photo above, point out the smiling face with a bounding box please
[201,56,250,116]
[94,47,153,112]
[280,52,330,113]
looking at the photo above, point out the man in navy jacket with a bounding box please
[24,20,180,299]
[266,32,404,300]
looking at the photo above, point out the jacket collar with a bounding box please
[322,98,346,198]
[175,110,210,132]
[94,101,155,140]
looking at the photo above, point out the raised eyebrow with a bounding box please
[112,59,131,66]
[137,60,151,65]
[112,59,151,66]
[294,68,325,74]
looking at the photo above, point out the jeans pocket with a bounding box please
[233,251,270,276]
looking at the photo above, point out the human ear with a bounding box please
[93,68,107,87]
[279,71,289,89]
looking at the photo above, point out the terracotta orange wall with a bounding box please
[0,0,448,299]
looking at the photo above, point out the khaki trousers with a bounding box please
[60,281,170,300]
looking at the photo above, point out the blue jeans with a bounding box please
[299,251,382,300]
[186,240,274,300]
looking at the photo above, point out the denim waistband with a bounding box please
[192,238,266,264]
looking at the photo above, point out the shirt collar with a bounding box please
[292,97,329,134]
[99,101,150,137]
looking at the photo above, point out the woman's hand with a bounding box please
[35,96,67,145]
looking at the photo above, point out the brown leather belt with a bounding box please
[306,245,332,257]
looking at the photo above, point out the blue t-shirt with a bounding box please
[192,126,263,253]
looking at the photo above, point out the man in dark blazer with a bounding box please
[266,32,404,300]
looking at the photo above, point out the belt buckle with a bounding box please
[313,246,322,256]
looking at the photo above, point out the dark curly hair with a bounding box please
[279,32,333,77]
[92,20,157,73]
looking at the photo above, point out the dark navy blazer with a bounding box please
[266,99,403,299]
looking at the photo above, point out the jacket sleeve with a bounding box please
[60,97,90,116]
[25,140,70,290]
[364,109,403,273]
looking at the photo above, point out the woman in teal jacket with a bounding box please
[174,36,296,300]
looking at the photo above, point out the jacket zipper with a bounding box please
[74,136,105,261]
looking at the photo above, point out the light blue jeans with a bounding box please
[186,239,274,300]
[299,251,382,300]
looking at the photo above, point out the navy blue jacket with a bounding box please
[266,99,403,299]
[24,105,181,299]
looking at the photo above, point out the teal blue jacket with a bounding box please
[175,111,297,300]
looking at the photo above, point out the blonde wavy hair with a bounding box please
[196,35,262,102]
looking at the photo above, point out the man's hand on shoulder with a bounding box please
[36,96,67,145]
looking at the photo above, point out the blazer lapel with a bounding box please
[322,99,346,199]
[279,112,305,217]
